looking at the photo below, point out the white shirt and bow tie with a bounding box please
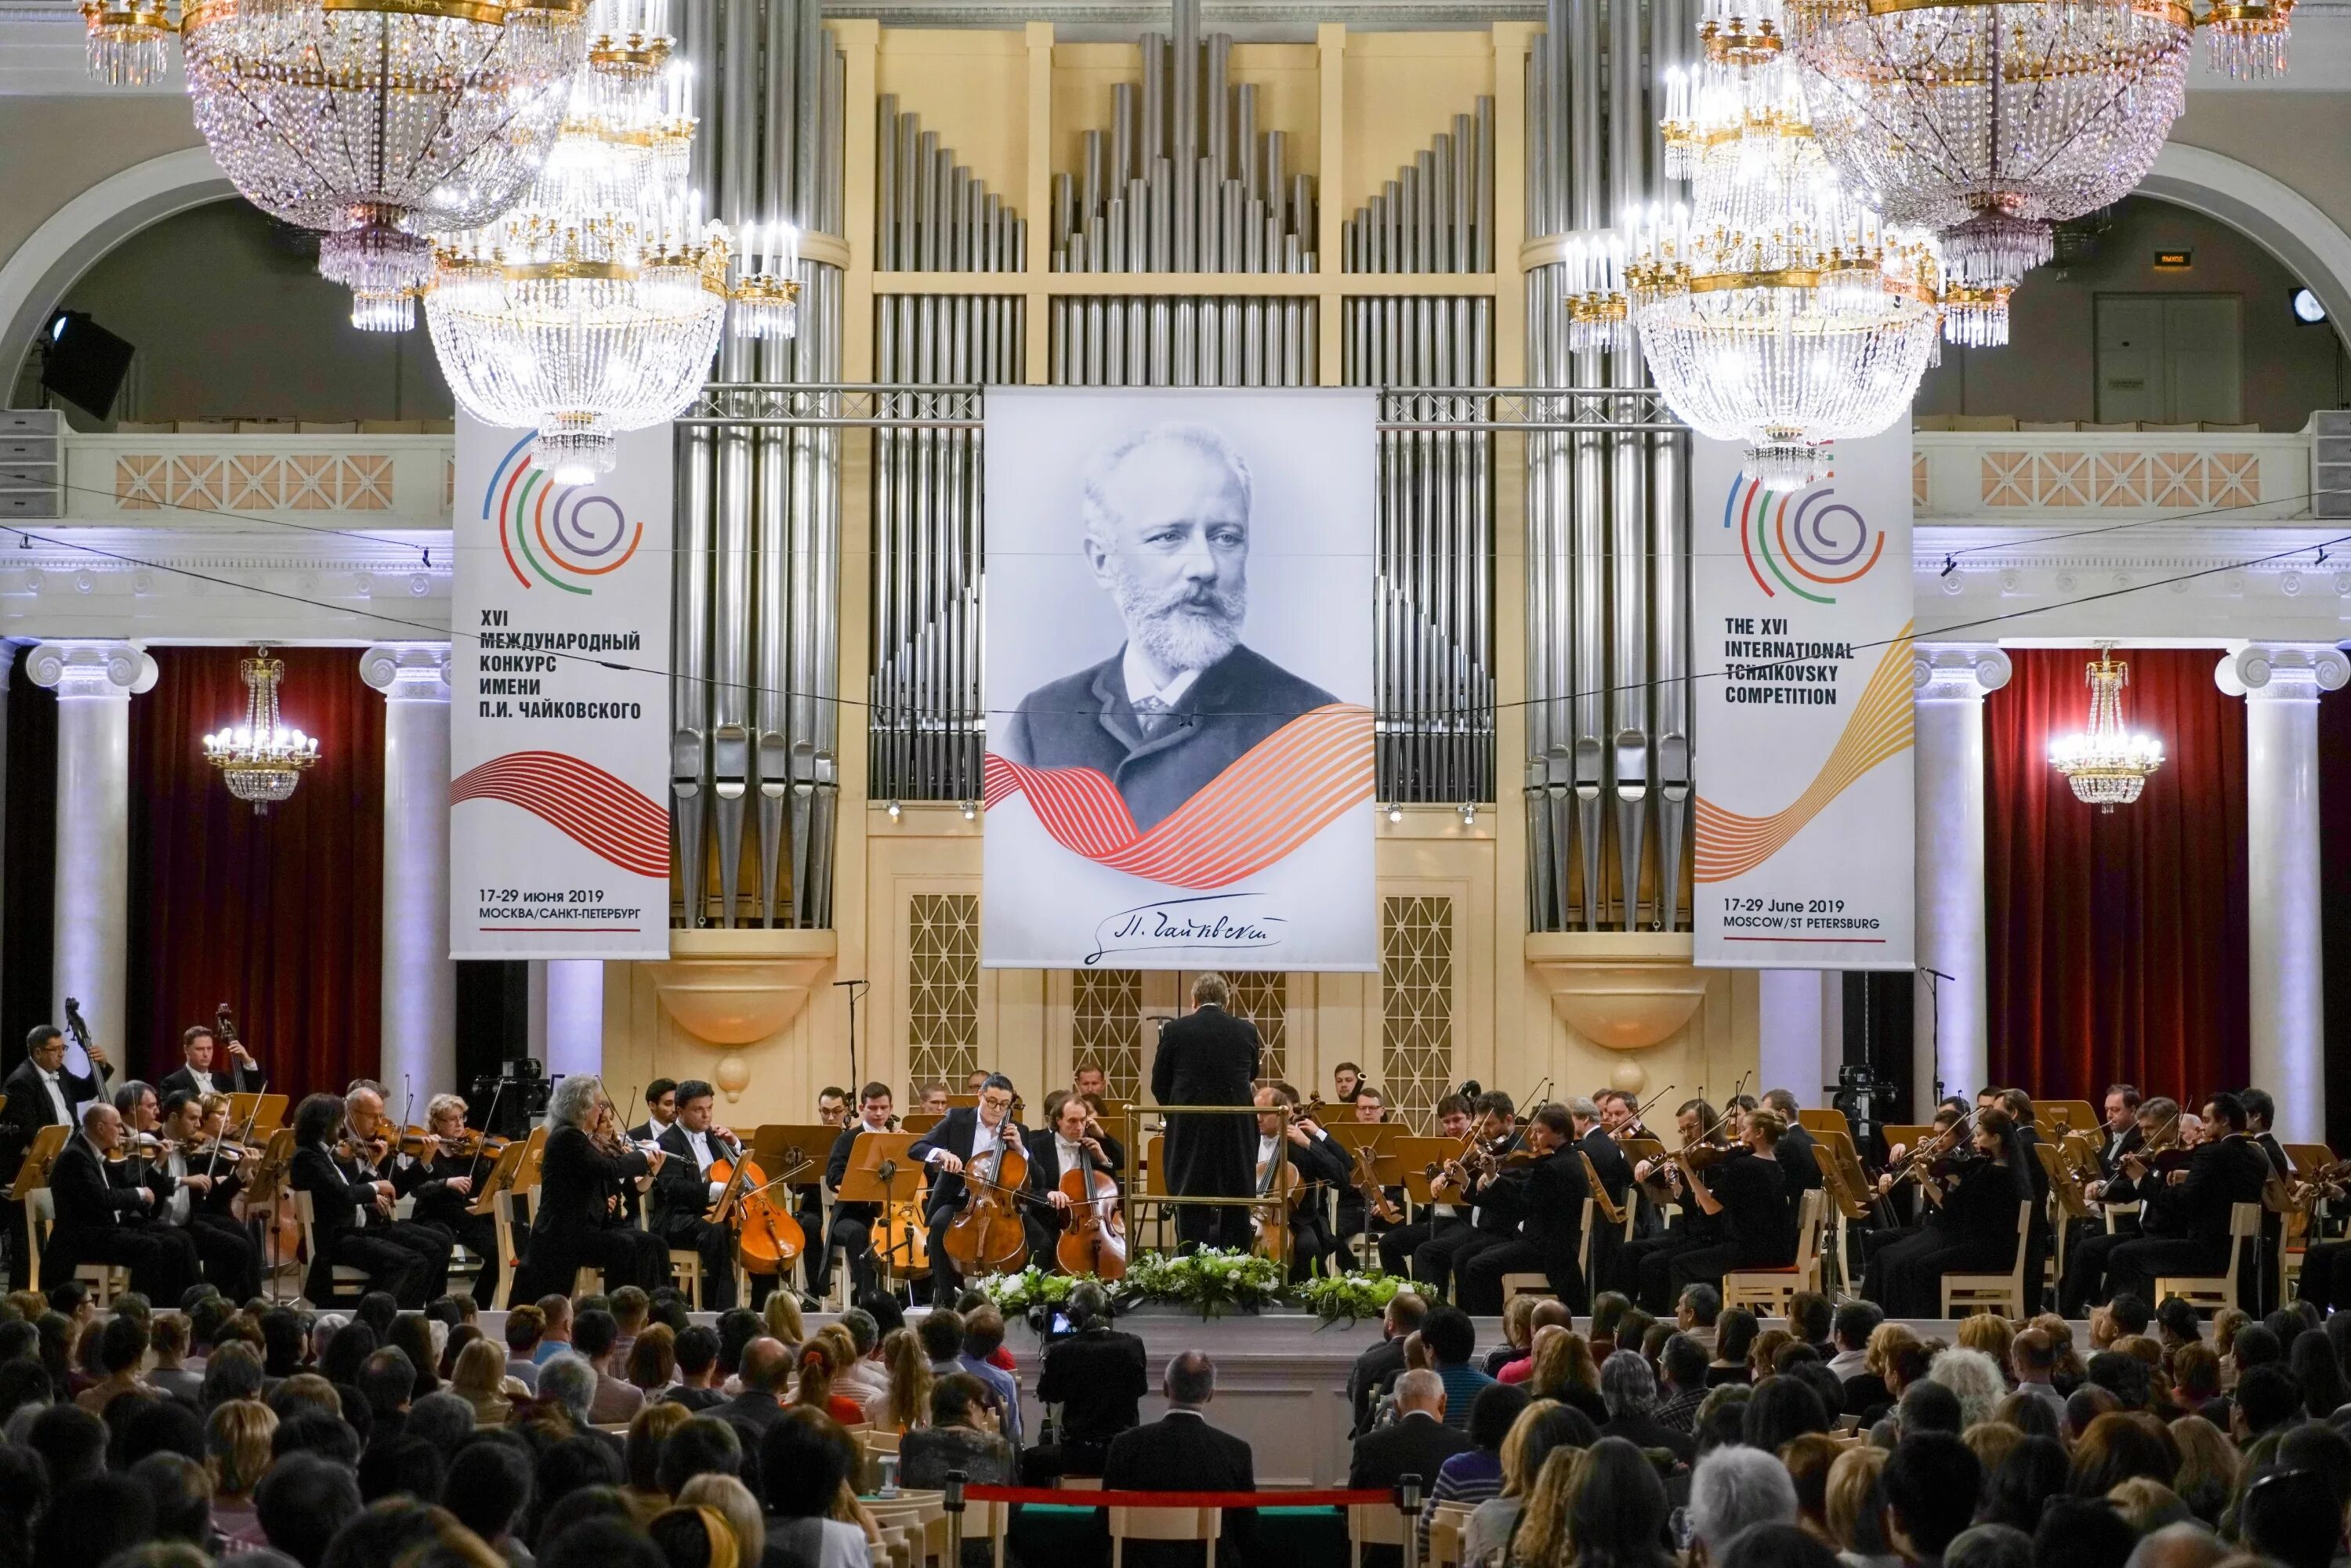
[1054,1134,1090,1180]
[1123,649,1202,739]
[35,1068,70,1126]
[683,1126,726,1206]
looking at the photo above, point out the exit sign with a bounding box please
[2154,249,2193,269]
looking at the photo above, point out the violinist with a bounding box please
[1995,1088,2055,1300]
[1759,1089,1822,1201]
[288,1092,435,1305]
[1252,1084,1351,1281]
[1377,1092,1473,1276]
[2242,1089,2292,1313]
[908,1072,1025,1305]
[513,1074,671,1299]
[1868,1105,1966,1248]
[823,1081,899,1302]
[2106,1092,2273,1309]
[1644,1106,1795,1313]
[45,1100,197,1302]
[154,1088,260,1301]
[158,1022,260,1099]
[2059,1096,2186,1316]
[1407,1091,1520,1298]
[1023,1089,1128,1268]
[337,1081,456,1299]
[1609,1097,1722,1303]
[650,1080,748,1311]
[1456,1103,1590,1313]
[397,1093,507,1309]
[1862,1106,2033,1317]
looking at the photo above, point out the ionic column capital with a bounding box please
[2214,642,2351,702]
[360,643,452,704]
[1911,643,2012,701]
[27,639,155,698]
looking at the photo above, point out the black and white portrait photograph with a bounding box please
[982,389,1375,972]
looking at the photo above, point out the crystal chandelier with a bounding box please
[1788,0,2200,347]
[84,0,585,330]
[1573,5,1945,487]
[424,1,794,481]
[203,649,320,814]
[2049,642,2164,812]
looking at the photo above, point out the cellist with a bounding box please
[1023,1090,1128,1270]
[650,1079,748,1309]
[909,1072,1026,1305]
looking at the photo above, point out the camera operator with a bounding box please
[1020,1280,1148,1483]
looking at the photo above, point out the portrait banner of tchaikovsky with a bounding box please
[981,389,1377,971]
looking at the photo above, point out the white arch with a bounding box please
[2144,141,2351,352]
[0,146,233,391]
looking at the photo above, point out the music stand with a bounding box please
[243,1128,299,1302]
[840,1132,929,1282]
[4,1124,67,1201]
[466,1140,531,1219]
[900,1113,944,1138]
[228,1093,288,1134]
[750,1125,835,1189]
[1393,1136,1458,1208]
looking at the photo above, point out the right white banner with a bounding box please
[1691,429,1916,970]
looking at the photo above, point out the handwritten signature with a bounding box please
[1085,893,1288,965]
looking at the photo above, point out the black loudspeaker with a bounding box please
[39,310,136,420]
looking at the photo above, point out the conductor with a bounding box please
[1150,972,1262,1252]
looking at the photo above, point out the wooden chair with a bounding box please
[1723,1189,1827,1314]
[668,1248,705,1307]
[1940,1200,2034,1318]
[958,1498,1012,1568]
[1502,1194,1594,1306]
[1349,1502,1411,1568]
[490,1188,527,1310]
[1427,1501,1476,1568]
[2156,1201,2263,1313]
[1110,1505,1223,1568]
[24,1187,129,1304]
[292,1189,372,1305]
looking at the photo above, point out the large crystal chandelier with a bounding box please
[1570,3,1944,487]
[424,0,795,481]
[203,648,321,814]
[2049,642,2164,811]
[1788,0,2199,346]
[84,0,585,331]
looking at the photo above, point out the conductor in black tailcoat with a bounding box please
[1150,972,1262,1253]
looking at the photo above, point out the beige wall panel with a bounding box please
[877,29,1031,208]
[1228,44,1324,178]
[1339,34,1494,219]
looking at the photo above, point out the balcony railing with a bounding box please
[53,432,454,528]
[1913,425,2311,522]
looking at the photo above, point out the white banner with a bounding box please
[450,418,673,959]
[981,389,1377,971]
[1692,430,1914,969]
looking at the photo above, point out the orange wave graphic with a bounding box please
[1694,628,1915,883]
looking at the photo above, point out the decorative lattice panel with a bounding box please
[1381,896,1454,1132]
[1072,969,1144,1102]
[908,893,980,1096]
[1225,972,1289,1087]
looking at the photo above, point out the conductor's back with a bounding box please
[1150,972,1262,1251]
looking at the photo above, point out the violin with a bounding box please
[941,1120,1031,1275]
[1055,1135,1128,1280]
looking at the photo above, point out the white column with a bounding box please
[360,645,455,1099]
[1911,643,2012,1117]
[1757,970,1826,1103]
[27,640,155,1074]
[530,959,605,1080]
[2215,643,2348,1143]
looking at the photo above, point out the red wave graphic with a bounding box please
[450,751,671,879]
[984,704,1375,889]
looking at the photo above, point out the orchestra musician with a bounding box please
[1862,1106,2034,1316]
[2058,1097,2190,1316]
[1569,1095,1635,1286]
[630,1080,680,1143]
[1596,1089,1665,1240]
[2099,1085,2146,1175]
[1150,972,1263,1254]
[0,1022,114,1273]
[918,1084,951,1118]
[1252,1084,1351,1280]
[1023,1088,1128,1267]
[158,1023,260,1099]
[1408,1091,1520,1298]
[1760,1089,1822,1201]
[1643,1106,1795,1312]
[823,1081,899,1302]
[799,1088,849,1298]
[288,1092,436,1305]
[45,1100,198,1301]
[1997,1088,2055,1301]
[1455,1103,1590,1313]
[338,1081,458,1299]
[1608,1097,1722,1301]
[1332,1063,1365,1104]
[394,1092,509,1309]
[650,1080,750,1311]
[140,1085,261,1302]
[1377,1092,1473,1276]
[908,1072,1025,1304]
[2104,1092,2273,1309]
[1074,1062,1110,1103]
[512,1074,672,1299]
[2243,1089,2292,1313]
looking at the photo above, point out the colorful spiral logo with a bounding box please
[1721,473,1886,605]
[482,434,644,595]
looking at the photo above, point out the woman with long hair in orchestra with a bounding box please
[1862,1107,2035,1318]
[511,1074,672,1300]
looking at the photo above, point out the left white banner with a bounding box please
[450,418,674,959]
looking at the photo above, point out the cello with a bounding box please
[708,1135,813,1276]
[941,1124,1031,1276]
[1056,1145,1128,1280]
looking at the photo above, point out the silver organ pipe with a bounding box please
[673,0,846,929]
[868,107,1027,806]
[1523,0,1693,932]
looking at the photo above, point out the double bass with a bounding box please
[941,1125,1031,1276]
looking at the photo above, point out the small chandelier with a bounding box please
[2049,642,2164,812]
[203,649,320,814]
[1577,6,1944,488]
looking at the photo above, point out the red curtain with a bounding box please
[1983,647,2248,1104]
[128,646,384,1099]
